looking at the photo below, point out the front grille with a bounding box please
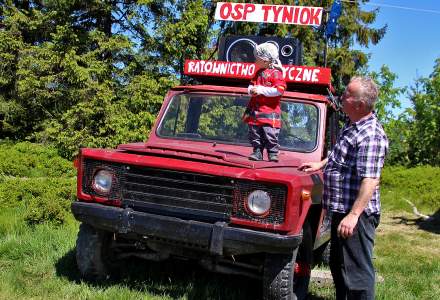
[82,159,287,225]
[122,165,234,222]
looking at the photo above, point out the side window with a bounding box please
[324,106,343,156]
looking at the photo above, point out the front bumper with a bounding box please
[72,201,302,256]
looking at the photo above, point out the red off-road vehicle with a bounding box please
[72,58,338,300]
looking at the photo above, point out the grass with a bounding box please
[381,166,440,213]
[308,211,440,300]
[0,142,439,299]
[374,212,440,300]
[0,208,260,300]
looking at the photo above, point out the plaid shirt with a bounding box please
[323,114,388,215]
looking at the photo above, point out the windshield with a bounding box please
[157,93,319,152]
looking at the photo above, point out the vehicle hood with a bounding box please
[117,142,301,169]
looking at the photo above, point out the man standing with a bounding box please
[299,76,388,299]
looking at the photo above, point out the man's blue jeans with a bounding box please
[329,212,380,300]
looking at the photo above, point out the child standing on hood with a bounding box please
[243,42,286,162]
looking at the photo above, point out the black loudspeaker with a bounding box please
[218,36,303,65]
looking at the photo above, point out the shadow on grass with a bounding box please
[55,248,260,300]
[391,208,440,234]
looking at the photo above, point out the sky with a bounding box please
[356,0,440,110]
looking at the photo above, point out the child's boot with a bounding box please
[249,148,263,161]
[269,152,279,162]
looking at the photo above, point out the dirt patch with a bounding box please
[378,211,440,257]
[378,211,421,234]
[379,210,440,234]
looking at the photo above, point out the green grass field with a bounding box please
[0,142,439,299]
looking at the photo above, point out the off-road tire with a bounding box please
[263,249,299,300]
[263,222,314,300]
[76,223,113,281]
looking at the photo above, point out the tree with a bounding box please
[0,0,178,157]
[406,58,440,165]
[366,65,410,165]
[369,65,405,123]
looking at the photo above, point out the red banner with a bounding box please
[184,60,331,86]
[214,2,323,26]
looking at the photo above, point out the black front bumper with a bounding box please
[72,201,302,256]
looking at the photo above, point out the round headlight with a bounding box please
[246,190,271,216]
[92,169,113,195]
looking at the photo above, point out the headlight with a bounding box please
[92,169,114,195]
[246,190,271,216]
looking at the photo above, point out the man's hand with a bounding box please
[250,86,258,95]
[337,177,379,238]
[337,212,360,238]
[298,158,327,173]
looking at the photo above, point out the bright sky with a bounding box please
[357,0,440,110]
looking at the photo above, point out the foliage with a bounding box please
[0,142,76,226]
[0,0,179,157]
[0,176,76,225]
[0,141,75,178]
[0,1,437,166]
[405,58,440,166]
[369,65,406,123]
[367,59,440,167]
[156,0,211,75]
[37,74,175,158]
[379,57,440,167]
[382,115,412,166]
[381,166,440,213]
[366,65,408,165]
[24,191,72,226]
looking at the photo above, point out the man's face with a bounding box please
[341,82,360,116]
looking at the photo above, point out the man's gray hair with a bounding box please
[350,76,378,112]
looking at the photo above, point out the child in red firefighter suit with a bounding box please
[243,42,286,162]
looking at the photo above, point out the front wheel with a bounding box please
[75,223,114,281]
[263,223,313,300]
[263,249,299,300]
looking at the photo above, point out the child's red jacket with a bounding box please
[244,68,286,128]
